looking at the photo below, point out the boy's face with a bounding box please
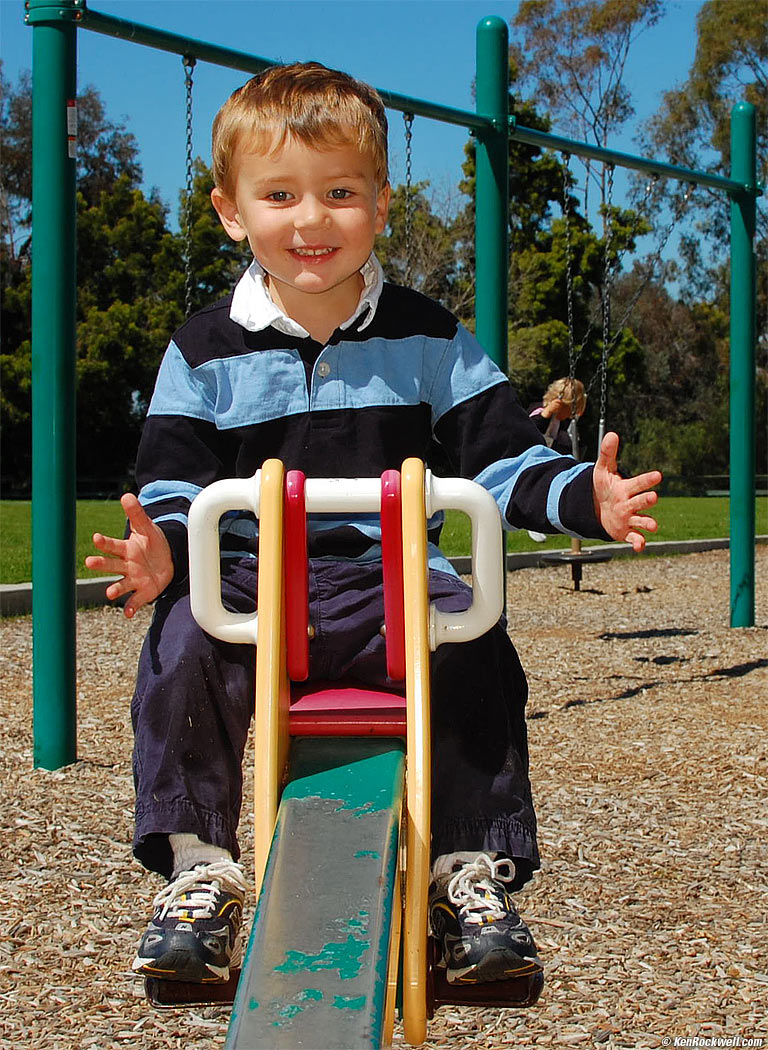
[212,134,389,315]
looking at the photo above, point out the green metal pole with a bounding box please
[729,102,757,628]
[27,0,79,767]
[474,16,509,373]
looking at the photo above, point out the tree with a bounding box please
[181,158,251,315]
[640,0,767,473]
[456,61,581,337]
[644,1,766,186]
[641,0,767,311]
[0,64,142,265]
[74,176,185,482]
[510,0,663,212]
[375,182,462,311]
[0,71,183,492]
[607,269,731,475]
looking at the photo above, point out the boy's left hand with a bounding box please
[593,432,662,552]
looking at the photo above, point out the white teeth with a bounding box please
[293,247,334,256]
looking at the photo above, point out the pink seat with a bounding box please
[289,682,406,737]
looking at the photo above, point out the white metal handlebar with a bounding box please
[187,470,504,649]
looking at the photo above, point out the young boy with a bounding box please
[87,62,661,988]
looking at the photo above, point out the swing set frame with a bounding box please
[25,0,760,771]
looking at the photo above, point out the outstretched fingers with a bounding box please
[597,431,620,471]
[625,470,663,498]
[121,492,156,535]
[625,530,647,553]
[89,531,126,558]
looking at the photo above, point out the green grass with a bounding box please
[439,495,768,558]
[1,496,766,584]
[0,500,128,585]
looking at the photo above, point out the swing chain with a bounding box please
[598,164,616,445]
[604,180,696,354]
[569,166,659,374]
[562,154,577,374]
[183,55,197,318]
[403,112,414,287]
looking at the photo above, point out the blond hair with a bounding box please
[543,377,587,417]
[212,62,389,195]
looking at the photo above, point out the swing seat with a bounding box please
[539,547,613,590]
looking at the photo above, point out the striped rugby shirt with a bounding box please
[136,262,607,582]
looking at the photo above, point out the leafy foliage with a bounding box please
[511,0,663,211]
[2,7,762,492]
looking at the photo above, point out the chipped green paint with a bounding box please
[248,997,259,1011]
[276,1004,303,1020]
[226,739,405,1048]
[274,934,369,981]
[282,739,406,819]
[333,995,366,1011]
[342,910,369,936]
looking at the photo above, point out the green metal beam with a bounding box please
[78,4,493,131]
[729,102,757,628]
[75,1,761,202]
[227,738,405,1049]
[509,122,753,197]
[28,0,79,769]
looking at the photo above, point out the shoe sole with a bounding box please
[446,948,543,985]
[132,951,229,984]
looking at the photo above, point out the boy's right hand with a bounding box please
[85,493,174,619]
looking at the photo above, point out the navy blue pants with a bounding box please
[131,558,539,887]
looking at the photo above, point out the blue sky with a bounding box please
[2,0,705,228]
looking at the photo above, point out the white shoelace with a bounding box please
[153,860,249,921]
[447,852,515,926]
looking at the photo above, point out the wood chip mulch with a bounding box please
[2,547,766,1049]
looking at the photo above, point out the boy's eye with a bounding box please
[266,191,292,202]
[329,188,352,200]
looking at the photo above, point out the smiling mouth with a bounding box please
[291,247,337,257]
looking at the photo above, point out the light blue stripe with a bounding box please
[153,512,189,527]
[149,341,309,428]
[546,462,593,535]
[147,342,217,422]
[310,328,504,422]
[147,327,505,431]
[139,479,203,506]
[425,325,507,423]
[473,447,569,530]
[427,543,459,577]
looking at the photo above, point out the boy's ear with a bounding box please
[374,182,391,235]
[211,187,248,242]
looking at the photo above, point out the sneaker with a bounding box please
[429,853,542,984]
[132,860,248,983]
[527,530,548,543]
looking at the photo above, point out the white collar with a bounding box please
[229,254,384,338]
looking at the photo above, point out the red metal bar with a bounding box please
[284,470,309,681]
[380,470,406,681]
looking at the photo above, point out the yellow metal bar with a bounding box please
[252,459,290,897]
[400,458,430,1046]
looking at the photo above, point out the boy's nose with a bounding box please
[294,197,331,231]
